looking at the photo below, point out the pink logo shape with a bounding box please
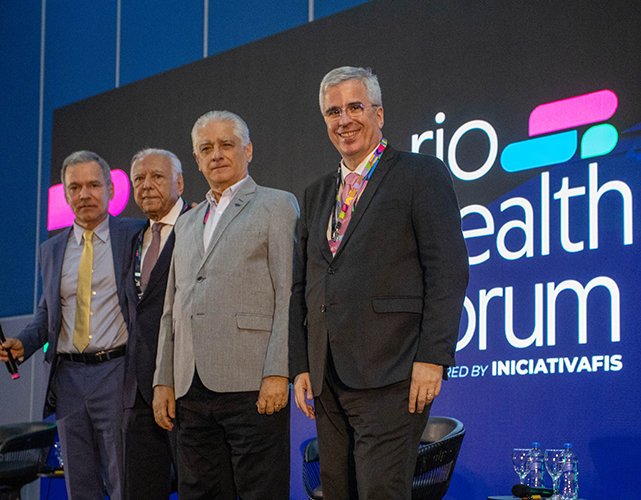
[528,89,618,137]
[47,169,131,230]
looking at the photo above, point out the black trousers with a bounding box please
[175,371,290,500]
[122,390,176,500]
[315,356,430,500]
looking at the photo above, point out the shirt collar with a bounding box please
[340,145,379,182]
[72,215,110,245]
[150,197,184,228]
[205,176,248,207]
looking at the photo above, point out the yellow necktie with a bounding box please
[73,230,94,352]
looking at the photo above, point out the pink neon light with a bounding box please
[47,169,131,230]
[108,169,130,216]
[528,89,618,137]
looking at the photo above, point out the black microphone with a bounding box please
[511,484,554,498]
[0,323,20,380]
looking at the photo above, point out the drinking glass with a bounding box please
[545,449,567,500]
[512,448,531,485]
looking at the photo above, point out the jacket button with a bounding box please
[327,267,335,274]
[197,276,204,283]
[320,305,326,313]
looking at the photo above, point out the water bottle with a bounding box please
[560,443,578,500]
[527,442,545,488]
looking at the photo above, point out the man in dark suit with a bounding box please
[0,151,143,500]
[289,66,469,499]
[122,148,186,500]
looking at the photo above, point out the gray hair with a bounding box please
[319,66,383,113]
[191,111,250,151]
[130,148,183,180]
[61,151,111,187]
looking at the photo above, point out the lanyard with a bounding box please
[330,139,387,241]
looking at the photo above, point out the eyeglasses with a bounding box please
[324,103,379,121]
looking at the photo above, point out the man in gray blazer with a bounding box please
[152,111,299,500]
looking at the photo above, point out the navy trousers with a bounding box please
[54,356,125,500]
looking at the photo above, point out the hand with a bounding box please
[256,376,289,415]
[0,338,23,363]
[408,362,443,414]
[293,372,315,420]
[153,385,176,430]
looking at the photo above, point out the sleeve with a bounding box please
[17,245,51,361]
[288,188,311,379]
[411,155,469,368]
[262,192,300,378]
[153,237,177,388]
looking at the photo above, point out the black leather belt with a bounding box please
[58,345,126,364]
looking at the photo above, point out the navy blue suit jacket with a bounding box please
[18,215,144,417]
[123,212,185,409]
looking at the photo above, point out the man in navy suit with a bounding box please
[0,151,143,500]
[122,148,186,500]
[289,67,469,499]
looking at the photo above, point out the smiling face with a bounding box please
[131,153,183,221]
[193,119,252,199]
[322,79,384,170]
[64,161,113,230]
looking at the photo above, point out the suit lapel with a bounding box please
[189,202,208,262]
[50,228,72,331]
[332,146,396,261]
[201,176,256,268]
[109,216,126,291]
[317,171,339,264]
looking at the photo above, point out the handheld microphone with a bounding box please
[511,484,554,498]
[0,323,20,380]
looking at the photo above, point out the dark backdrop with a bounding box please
[50,0,641,497]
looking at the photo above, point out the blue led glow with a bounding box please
[500,130,577,172]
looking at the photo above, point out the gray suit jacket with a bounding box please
[154,176,299,398]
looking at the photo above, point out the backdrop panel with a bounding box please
[50,0,641,498]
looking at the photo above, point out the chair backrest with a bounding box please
[0,422,58,456]
[412,416,465,500]
[302,438,322,500]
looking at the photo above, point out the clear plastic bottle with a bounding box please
[527,442,545,488]
[560,443,578,500]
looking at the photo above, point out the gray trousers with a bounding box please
[54,356,125,500]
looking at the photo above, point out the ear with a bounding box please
[108,182,114,201]
[193,151,203,172]
[176,173,184,196]
[245,141,253,163]
[377,106,384,129]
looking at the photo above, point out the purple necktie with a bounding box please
[329,172,360,255]
[141,223,165,286]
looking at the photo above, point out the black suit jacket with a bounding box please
[124,211,185,409]
[289,146,469,396]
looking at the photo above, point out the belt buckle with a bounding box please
[94,350,108,363]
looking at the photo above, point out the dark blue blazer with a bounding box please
[18,216,144,417]
[123,217,181,409]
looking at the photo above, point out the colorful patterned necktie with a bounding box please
[141,222,165,287]
[329,172,360,255]
[73,229,94,353]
